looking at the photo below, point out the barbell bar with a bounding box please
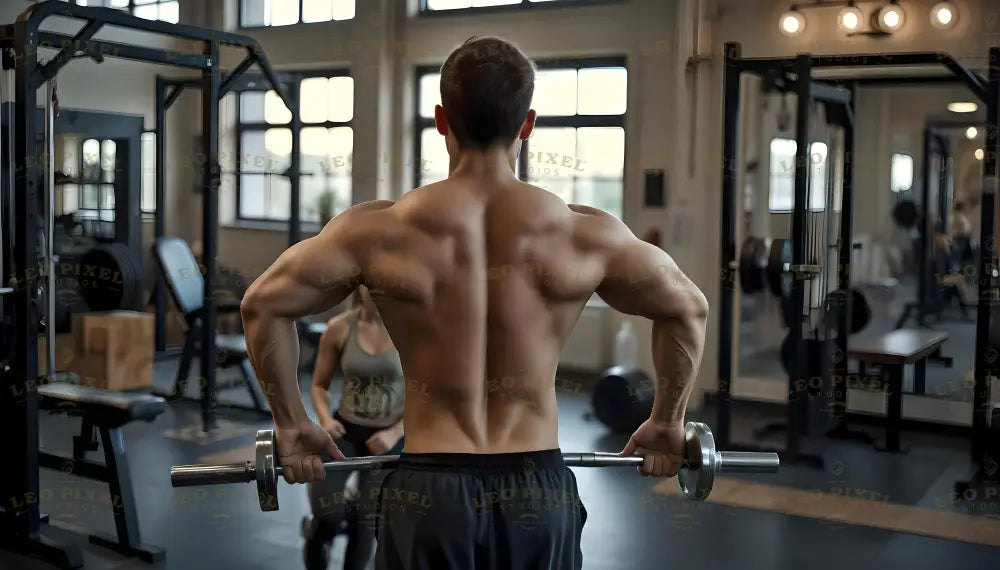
[170,422,779,511]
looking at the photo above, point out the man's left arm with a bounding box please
[241,201,393,431]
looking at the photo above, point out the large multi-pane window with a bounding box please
[768,137,834,212]
[235,71,354,223]
[57,137,118,240]
[69,0,180,23]
[414,58,627,219]
[422,0,614,12]
[240,0,356,27]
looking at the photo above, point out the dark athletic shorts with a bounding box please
[374,450,587,570]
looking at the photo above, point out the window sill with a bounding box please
[222,219,323,234]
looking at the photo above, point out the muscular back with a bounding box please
[246,174,702,454]
[354,180,614,453]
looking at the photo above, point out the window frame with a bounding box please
[140,129,157,218]
[234,68,353,225]
[413,56,628,196]
[890,152,914,194]
[766,137,837,213]
[418,0,626,17]
[238,0,356,29]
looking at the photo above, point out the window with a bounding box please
[422,0,616,12]
[414,58,627,219]
[768,138,834,212]
[891,153,913,193]
[235,72,353,224]
[59,138,118,239]
[141,131,156,214]
[70,0,180,23]
[240,0,356,27]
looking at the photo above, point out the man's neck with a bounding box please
[449,146,518,179]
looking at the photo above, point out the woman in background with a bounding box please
[303,285,405,570]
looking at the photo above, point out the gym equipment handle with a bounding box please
[170,450,779,488]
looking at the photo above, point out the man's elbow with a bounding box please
[240,282,268,323]
[689,286,710,322]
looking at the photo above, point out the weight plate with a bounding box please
[824,288,873,334]
[256,429,279,512]
[767,238,792,298]
[739,236,768,295]
[677,422,715,501]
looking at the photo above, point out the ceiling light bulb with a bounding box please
[948,102,978,113]
[875,3,906,32]
[838,6,863,32]
[931,2,958,29]
[966,127,978,140]
[779,10,806,37]
[974,148,984,161]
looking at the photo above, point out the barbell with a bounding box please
[170,422,779,511]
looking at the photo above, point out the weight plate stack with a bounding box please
[78,243,143,312]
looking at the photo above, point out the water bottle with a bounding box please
[613,320,638,369]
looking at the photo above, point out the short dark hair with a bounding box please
[440,36,536,150]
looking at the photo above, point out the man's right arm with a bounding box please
[582,209,710,426]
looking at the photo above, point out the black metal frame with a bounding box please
[924,120,987,233]
[152,70,329,353]
[418,0,625,18]
[413,56,627,194]
[718,42,998,477]
[0,3,296,567]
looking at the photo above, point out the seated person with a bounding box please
[303,285,404,570]
[931,228,972,306]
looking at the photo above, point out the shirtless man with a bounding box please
[241,36,709,570]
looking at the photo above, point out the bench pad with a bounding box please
[39,382,166,426]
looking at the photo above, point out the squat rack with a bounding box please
[0,2,296,567]
[151,72,305,355]
[718,42,998,480]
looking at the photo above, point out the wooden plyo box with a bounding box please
[37,333,77,373]
[70,311,154,391]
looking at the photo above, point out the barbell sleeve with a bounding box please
[716,451,780,473]
[171,461,255,487]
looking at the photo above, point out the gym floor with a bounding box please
[1,357,997,570]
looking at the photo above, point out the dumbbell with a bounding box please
[170,421,779,512]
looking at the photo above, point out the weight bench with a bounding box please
[848,329,949,453]
[38,382,166,563]
[153,236,268,413]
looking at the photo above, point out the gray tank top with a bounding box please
[337,312,405,428]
